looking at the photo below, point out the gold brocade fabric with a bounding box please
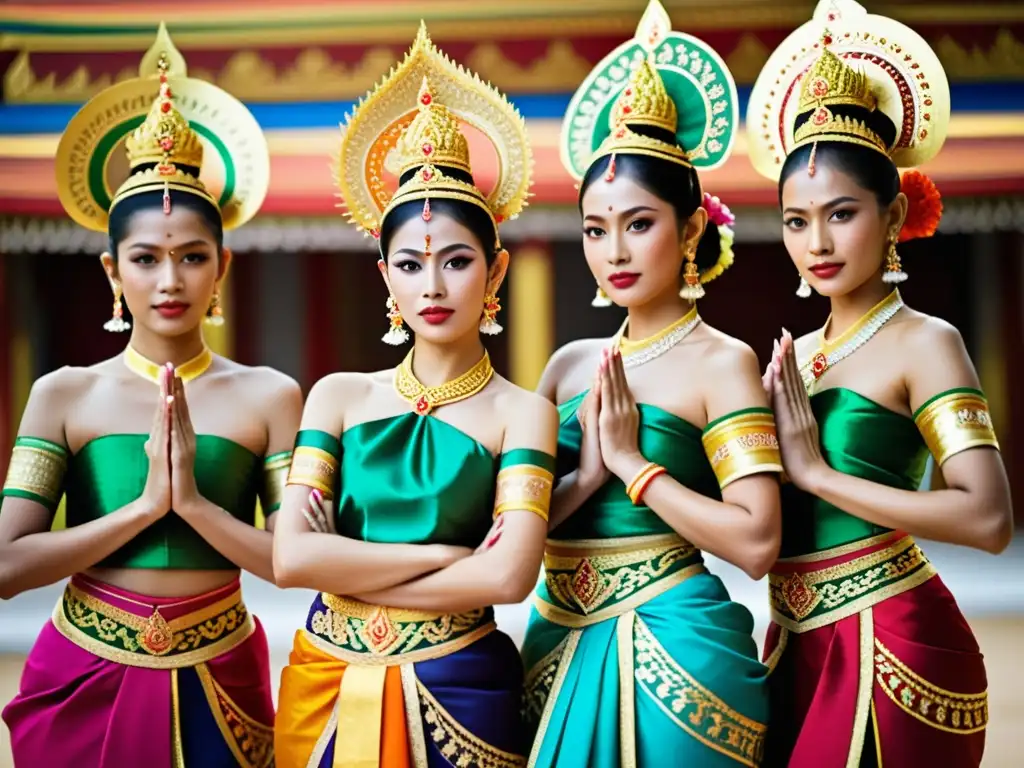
[914,389,999,466]
[700,409,783,489]
[2,437,68,511]
[493,465,554,522]
[286,446,339,499]
[261,451,291,514]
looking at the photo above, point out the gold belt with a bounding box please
[535,533,706,628]
[53,581,255,669]
[304,593,496,664]
[769,533,937,633]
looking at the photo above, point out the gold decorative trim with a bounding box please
[2,441,67,508]
[764,627,789,675]
[417,680,527,767]
[124,343,213,384]
[395,348,494,416]
[633,616,766,767]
[545,532,683,555]
[914,390,999,466]
[536,563,705,628]
[846,607,874,768]
[702,410,782,490]
[172,668,185,768]
[523,634,570,727]
[527,630,580,768]
[493,464,554,522]
[261,451,291,513]
[300,622,496,667]
[775,531,901,565]
[874,637,988,734]
[769,536,938,633]
[306,699,338,768]
[617,611,638,768]
[52,583,256,669]
[195,662,275,768]
[285,446,338,498]
[401,664,430,768]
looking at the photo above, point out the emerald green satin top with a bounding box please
[780,388,929,557]
[297,415,555,548]
[549,391,720,541]
[66,434,261,569]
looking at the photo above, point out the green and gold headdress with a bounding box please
[336,23,532,248]
[55,23,269,232]
[560,0,739,180]
[747,0,950,180]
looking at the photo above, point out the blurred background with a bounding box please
[0,0,1022,765]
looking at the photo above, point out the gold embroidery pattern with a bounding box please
[914,390,999,466]
[702,411,783,489]
[544,537,701,617]
[633,618,766,767]
[523,635,569,725]
[3,439,68,509]
[874,638,988,735]
[195,663,275,768]
[309,593,491,660]
[769,536,937,631]
[418,681,526,768]
[261,451,291,513]
[285,445,338,498]
[493,464,554,522]
[54,584,254,669]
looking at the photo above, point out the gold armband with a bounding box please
[2,436,69,512]
[914,388,999,466]
[261,451,292,514]
[285,430,340,500]
[702,408,782,490]
[493,449,556,523]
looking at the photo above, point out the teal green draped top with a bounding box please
[66,434,262,569]
[295,415,555,548]
[549,391,721,541]
[780,388,929,557]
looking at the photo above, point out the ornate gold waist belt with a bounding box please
[304,593,496,664]
[769,532,937,633]
[53,579,255,669]
[535,533,706,628]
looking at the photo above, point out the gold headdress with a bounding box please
[56,23,269,232]
[336,23,532,247]
[747,0,950,180]
[561,0,739,180]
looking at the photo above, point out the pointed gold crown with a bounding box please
[591,56,691,170]
[792,36,888,154]
[393,77,472,177]
[110,53,215,212]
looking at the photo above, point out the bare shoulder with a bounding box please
[696,325,760,375]
[491,377,559,452]
[546,338,607,378]
[223,361,302,403]
[895,309,979,405]
[893,308,962,350]
[494,377,559,422]
[29,365,98,405]
[307,370,378,405]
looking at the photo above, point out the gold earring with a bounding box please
[796,275,812,298]
[592,283,613,307]
[382,295,409,345]
[205,287,225,326]
[882,232,907,284]
[679,246,705,301]
[103,283,131,333]
[480,294,503,335]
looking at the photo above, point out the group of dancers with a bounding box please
[0,1,1012,766]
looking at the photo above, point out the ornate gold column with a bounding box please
[508,240,554,391]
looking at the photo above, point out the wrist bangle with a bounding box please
[625,462,666,505]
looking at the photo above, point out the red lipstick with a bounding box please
[808,263,844,279]
[154,301,190,318]
[418,306,455,325]
[608,272,640,289]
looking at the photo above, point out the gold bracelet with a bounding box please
[625,462,666,505]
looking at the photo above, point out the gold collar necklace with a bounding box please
[124,344,214,384]
[394,349,494,416]
[615,305,701,369]
[800,289,903,392]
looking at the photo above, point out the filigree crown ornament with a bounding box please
[592,57,691,169]
[335,22,532,247]
[792,39,888,154]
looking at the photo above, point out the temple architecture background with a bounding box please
[1,0,1023,517]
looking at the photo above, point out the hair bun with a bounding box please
[899,170,942,242]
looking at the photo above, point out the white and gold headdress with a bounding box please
[747,0,951,180]
[336,23,532,248]
[55,23,269,232]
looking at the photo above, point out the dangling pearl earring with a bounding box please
[592,284,612,307]
[796,275,812,298]
[382,295,409,345]
[204,287,225,326]
[480,294,503,335]
[882,232,908,284]
[104,283,131,332]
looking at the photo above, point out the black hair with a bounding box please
[578,125,721,273]
[107,164,224,259]
[779,106,901,208]
[378,165,499,263]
